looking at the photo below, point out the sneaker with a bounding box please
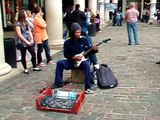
[39,62,46,67]
[48,61,55,65]
[24,69,29,74]
[33,67,42,71]
[85,89,93,94]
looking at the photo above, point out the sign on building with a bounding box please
[105,3,117,12]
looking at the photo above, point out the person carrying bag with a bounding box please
[15,9,41,74]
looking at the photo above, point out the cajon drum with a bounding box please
[71,69,85,83]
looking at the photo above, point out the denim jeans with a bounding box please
[86,35,98,65]
[37,39,52,64]
[55,59,91,90]
[126,22,139,44]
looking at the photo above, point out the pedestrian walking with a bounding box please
[157,9,160,27]
[125,2,139,45]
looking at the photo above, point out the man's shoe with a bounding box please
[85,89,93,94]
[51,84,63,89]
[156,61,160,64]
[128,43,132,45]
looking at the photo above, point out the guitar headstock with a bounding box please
[102,38,111,43]
[96,38,111,46]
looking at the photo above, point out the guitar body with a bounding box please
[75,52,88,67]
[74,38,111,67]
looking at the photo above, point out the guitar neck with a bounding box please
[83,42,102,56]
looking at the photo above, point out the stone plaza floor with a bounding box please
[0,22,160,120]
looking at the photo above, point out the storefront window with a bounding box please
[5,0,14,25]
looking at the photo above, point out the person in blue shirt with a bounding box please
[52,22,98,94]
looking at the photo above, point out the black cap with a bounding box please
[70,22,82,33]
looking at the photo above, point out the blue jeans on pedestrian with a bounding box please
[54,59,91,90]
[37,39,52,64]
[126,22,139,45]
[116,18,121,26]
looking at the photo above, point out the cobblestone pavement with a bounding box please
[0,22,160,120]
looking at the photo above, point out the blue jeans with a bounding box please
[126,22,139,44]
[37,39,52,64]
[116,18,121,26]
[87,35,98,65]
[54,59,91,90]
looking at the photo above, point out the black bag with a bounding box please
[16,39,25,50]
[16,22,31,50]
[95,64,118,89]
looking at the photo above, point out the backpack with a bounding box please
[95,64,118,89]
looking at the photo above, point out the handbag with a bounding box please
[16,39,25,50]
[16,22,32,50]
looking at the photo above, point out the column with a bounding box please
[99,0,105,24]
[0,5,11,76]
[88,0,97,15]
[140,0,144,19]
[74,0,85,11]
[122,0,126,17]
[45,0,64,48]
[104,0,110,21]
[150,0,157,19]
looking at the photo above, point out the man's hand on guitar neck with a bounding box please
[72,55,83,61]
[93,44,98,51]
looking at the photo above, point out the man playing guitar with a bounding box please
[52,22,98,94]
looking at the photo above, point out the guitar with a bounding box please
[74,38,111,67]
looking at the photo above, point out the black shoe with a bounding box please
[51,84,63,89]
[128,43,132,45]
[156,61,160,64]
[33,67,42,71]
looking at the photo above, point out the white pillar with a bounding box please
[88,0,97,15]
[74,0,85,11]
[104,0,110,21]
[141,0,144,19]
[122,0,126,17]
[0,5,11,76]
[150,0,157,20]
[45,0,64,48]
[99,0,105,24]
